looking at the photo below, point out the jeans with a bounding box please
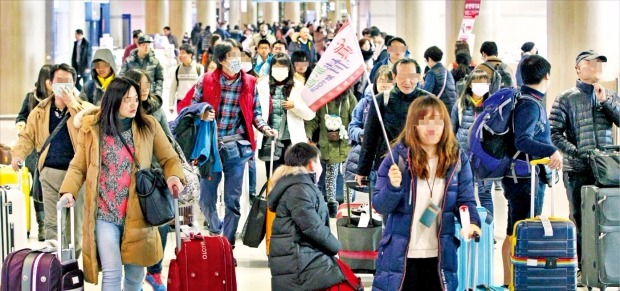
[476,178,494,223]
[199,159,246,245]
[146,224,169,274]
[96,220,145,291]
[502,176,546,235]
[563,171,595,267]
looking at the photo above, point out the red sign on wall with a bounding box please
[464,0,481,18]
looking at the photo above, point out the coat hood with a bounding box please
[267,166,317,212]
[73,106,101,128]
[91,49,118,79]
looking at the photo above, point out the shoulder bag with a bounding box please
[119,133,175,226]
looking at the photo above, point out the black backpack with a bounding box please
[170,110,200,162]
[481,62,513,94]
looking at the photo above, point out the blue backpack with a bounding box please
[468,88,545,180]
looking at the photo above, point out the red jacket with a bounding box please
[178,69,260,150]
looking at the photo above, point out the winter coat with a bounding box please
[357,87,433,176]
[120,49,165,98]
[80,49,118,106]
[288,39,317,64]
[372,143,480,291]
[256,77,316,148]
[450,96,484,154]
[423,63,457,114]
[59,109,185,285]
[345,94,373,181]
[304,90,358,164]
[143,93,172,137]
[12,96,94,170]
[268,165,344,291]
[72,38,92,73]
[550,80,620,172]
[248,33,277,52]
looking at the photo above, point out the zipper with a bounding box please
[436,156,460,290]
[399,150,416,290]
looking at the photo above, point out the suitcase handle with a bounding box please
[173,185,182,252]
[529,158,555,218]
[344,180,373,223]
[56,197,75,262]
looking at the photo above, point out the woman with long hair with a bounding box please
[58,77,185,290]
[258,52,315,176]
[372,95,481,291]
[14,64,53,242]
[451,69,494,219]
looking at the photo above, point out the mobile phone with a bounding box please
[52,83,74,95]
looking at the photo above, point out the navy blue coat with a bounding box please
[371,143,480,291]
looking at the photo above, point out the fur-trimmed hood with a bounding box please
[73,106,100,128]
[267,165,317,212]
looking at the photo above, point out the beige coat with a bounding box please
[12,96,93,169]
[59,110,185,284]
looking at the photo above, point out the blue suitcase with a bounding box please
[456,207,494,290]
[510,159,577,291]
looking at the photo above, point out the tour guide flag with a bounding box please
[302,19,365,112]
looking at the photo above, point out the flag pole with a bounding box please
[366,73,396,165]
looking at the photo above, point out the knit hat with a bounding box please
[520,42,535,53]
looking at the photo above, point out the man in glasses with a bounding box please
[549,50,619,280]
[369,36,408,82]
[356,58,432,187]
[80,48,117,106]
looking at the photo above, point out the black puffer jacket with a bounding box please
[268,166,344,291]
[357,87,433,176]
[550,80,620,172]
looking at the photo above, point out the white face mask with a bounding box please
[226,57,241,74]
[271,67,289,82]
[471,83,490,97]
[240,62,253,73]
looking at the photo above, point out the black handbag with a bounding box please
[119,134,175,226]
[258,137,284,162]
[241,183,268,248]
[589,145,620,187]
[32,112,70,203]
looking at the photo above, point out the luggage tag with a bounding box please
[419,201,440,228]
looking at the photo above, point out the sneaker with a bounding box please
[145,272,166,291]
[577,270,585,287]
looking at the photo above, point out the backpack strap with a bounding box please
[175,65,180,84]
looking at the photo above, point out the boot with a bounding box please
[35,211,45,242]
[327,201,339,219]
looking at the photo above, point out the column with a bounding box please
[109,0,125,48]
[470,0,499,65]
[445,0,466,67]
[0,0,46,115]
[395,1,423,61]
[229,0,241,28]
[197,0,218,32]
[145,0,168,35]
[244,0,257,28]
[170,0,192,41]
[284,2,301,23]
[262,2,279,25]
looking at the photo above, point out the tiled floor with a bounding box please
[1,119,614,290]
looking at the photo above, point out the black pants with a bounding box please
[403,257,442,291]
[264,139,291,178]
[563,171,595,268]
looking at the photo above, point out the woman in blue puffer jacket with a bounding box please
[372,95,481,291]
[450,69,494,223]
[345,65,394,183]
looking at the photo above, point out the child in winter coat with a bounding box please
[305,88,357,217]
[450,69,494,222]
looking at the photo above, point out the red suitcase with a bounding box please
[167,188,237,291]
